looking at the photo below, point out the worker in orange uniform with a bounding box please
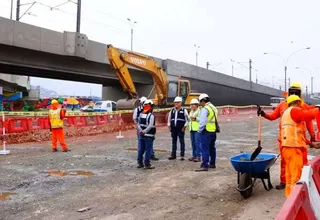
[257,82,316,190]
[48,99,70,152]
[280,95,319,197]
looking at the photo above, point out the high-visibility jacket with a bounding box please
[49,108,64,128]
[189,108,200,131]
[139,112,156,137]
[281,107,307,148]
[204,103,218,132]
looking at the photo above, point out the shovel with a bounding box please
[250,106,262,161]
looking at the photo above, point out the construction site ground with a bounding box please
[1,114,318,220]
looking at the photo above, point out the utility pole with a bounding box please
[206,62,210,70]
[249,59,252,90]
[194,45,200,66]
[76,0,81,33]
[10,0,13,19]
[288,77,291,89]
[16,0,20,21]
[311,77,314,95]
[127,18,137,51]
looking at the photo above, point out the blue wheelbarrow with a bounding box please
[229,152,279,199]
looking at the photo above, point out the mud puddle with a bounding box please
[48,170,95,177]
[0,192,17,201]
[125,147,168,152]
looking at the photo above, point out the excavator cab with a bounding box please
[167,79,199,105]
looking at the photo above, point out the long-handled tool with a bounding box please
[250,106,262,161]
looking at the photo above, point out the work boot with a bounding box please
[168,153,176,160]
[52,149,58,152]
[188,157,194,161]
[193,158,200,162]
[180,157,185,161]
[195,167,208,172]
[144,164,155,169]
[209,164,216,169]
[62,149,71,152]
[151,155,159,161]
[137,163,144,168]
[276,183,285,190]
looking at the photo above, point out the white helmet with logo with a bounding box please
[143,99,153,105]
[174,96,183,103]
[190,98,199,105]
[199,93,209,101]
[139,96,147,104]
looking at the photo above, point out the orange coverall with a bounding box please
[263,101,315,184]
[281,107,319,197]
[48,104,68,151]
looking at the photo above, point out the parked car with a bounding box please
[93,101,116,112]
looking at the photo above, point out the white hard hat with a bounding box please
[143,99,153,105]
[174,96,183,103]
[199,93,209,101]
[139,96,147,104]
[190,98,199,105]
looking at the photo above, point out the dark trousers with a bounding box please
[171,127,185,157]
[137,127,154,156]
[137,136,154,165]
[190,131,201,158]
[199,131,217,168]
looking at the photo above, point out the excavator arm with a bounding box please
[107,45,137,99]
[107,45,168,107]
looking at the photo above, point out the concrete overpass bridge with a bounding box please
[0,16,283,105]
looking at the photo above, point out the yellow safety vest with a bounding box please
[49,108,64,128]
[204,103,218,132]
[189,108,200,131]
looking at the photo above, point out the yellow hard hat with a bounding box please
[286,95,301,105]
[289,82,301,89]
[51,99,58,104]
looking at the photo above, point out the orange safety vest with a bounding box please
[281,107,307,148]
[49,108,64,128]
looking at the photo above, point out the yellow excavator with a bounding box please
[107,44,200,110]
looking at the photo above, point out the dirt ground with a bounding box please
[1,114,318,220]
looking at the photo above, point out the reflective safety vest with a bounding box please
[281,107,307,148]
[139,112,156,137]
[204,103,218,132]
[49,108,64,129]
[170,107,186,130]
[189,108,200,131]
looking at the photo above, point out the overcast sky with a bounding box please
[1,0,319,96]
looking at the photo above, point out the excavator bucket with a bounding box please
[116,99,140,110]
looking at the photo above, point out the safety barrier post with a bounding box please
[0,111,9,155]
[116,113,124,139]
[249,105,253,119]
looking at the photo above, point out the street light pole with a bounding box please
[10,0,14,19]
[16,0,20,21]
[76,0,81,33]
[194,45,200,66]
[127,18,137,51]
[206,62,210,70]
[264,47,310,91]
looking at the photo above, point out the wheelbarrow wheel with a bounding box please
[239,173,253,199]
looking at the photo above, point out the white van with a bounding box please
[93,101,117,112]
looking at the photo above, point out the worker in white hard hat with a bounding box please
[195,93,219,172]
[168,96,189,160]
[188,98,201,162]
[137,99,156,169]
[133,96,158,161]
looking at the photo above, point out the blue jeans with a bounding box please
[137,127,155,157]
[171,127,185,157]
[190,131,201,158]
[137,136,154,165]
[199,131,217,168]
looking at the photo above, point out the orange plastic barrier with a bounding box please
[275,183,316,220]
[96,115,108,125]
[27,118,43,130]
[73,116,86,127]
[85,116,97,126]
[8,118,28,133]
[310,156,320,195]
